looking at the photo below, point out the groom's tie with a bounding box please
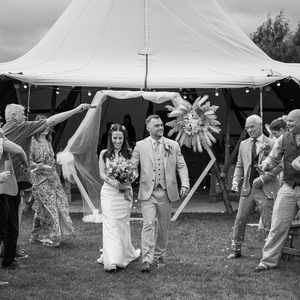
[153,140,161,152]
[249,138,258,186]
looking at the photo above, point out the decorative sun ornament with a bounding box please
[166,95,221,152]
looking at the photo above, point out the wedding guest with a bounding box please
[228,115,280,259]
[0,129,27,270]
[257,117,287,232]
[255,110,300,272]
[132,115,189,272]
[97,123,140,272]
[122,114,136,148]
[1,102,91,266]
[30,115,74,247]
[269,117,287,139]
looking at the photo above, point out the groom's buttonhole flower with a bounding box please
[164,143,172,156]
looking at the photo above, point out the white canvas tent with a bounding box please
[1,0,300,221]
[0,0,300,88]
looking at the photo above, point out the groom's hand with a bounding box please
[180,186,189,199]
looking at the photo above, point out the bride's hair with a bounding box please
[103,123,131,161]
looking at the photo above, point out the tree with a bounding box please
[251,12,300,63]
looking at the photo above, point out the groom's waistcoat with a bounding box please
[153,142,166,189]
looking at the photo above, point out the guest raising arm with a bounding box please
[0,102,91,266]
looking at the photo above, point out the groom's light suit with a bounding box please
[132,136,189,263]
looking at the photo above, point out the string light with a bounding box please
[245,88,250,94]
[23,84,28,89]
[56,90,60,95]
[215,89,219,97]
[88,91,92,97]
[276,82,281,87]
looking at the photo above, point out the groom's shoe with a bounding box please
[140,262,151,273]
[227,241,242,259]
[227,250,242,259]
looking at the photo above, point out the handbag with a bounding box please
[12,153,32,190]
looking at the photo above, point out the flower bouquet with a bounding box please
[106,156,138,201]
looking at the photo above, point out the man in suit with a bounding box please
[132,114,190,272]
[255,110,300,272]
[228,114,280,259]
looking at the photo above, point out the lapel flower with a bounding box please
[164,143,173,157]
[260,142,271,156]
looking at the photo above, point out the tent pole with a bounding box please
[259,87,263,122]
[143,0,149,89]
[26,83,31,119]
[144,53,149,89]
[259,87,264,138]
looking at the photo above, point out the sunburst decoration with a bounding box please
[166,95,221,152]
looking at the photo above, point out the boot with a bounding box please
[227,241,242,259]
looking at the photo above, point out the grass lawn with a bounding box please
[1,211,300,300]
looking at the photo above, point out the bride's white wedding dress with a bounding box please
[98,181,140,270]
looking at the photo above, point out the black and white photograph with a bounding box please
[0,0,300,299]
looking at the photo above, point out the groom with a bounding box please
[132,114,189,272]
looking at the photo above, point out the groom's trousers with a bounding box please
[141,186,171,264]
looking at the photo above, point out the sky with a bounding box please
[0,0,299,62]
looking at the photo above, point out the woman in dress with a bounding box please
[97,123,140,272]
[30,115,74,247]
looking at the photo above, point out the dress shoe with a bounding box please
[227,251,242,259]
[15,248,29,259]
[140,262,152,272]
[254,264,275,273]
[40,238,60,248]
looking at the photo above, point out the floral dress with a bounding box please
[30,137,74,245]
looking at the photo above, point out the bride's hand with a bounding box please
[119,183,130,191]
[107,178,119,188]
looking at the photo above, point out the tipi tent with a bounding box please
[0,0,300,88]
[1,0,300,221]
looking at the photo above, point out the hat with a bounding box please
[292,156,300,171]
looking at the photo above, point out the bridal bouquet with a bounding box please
[107,156,138,201]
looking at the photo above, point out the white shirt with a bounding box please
[150,137,163,152]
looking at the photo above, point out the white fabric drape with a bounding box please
[58,90,187,222]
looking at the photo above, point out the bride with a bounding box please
[97,123,140,272]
